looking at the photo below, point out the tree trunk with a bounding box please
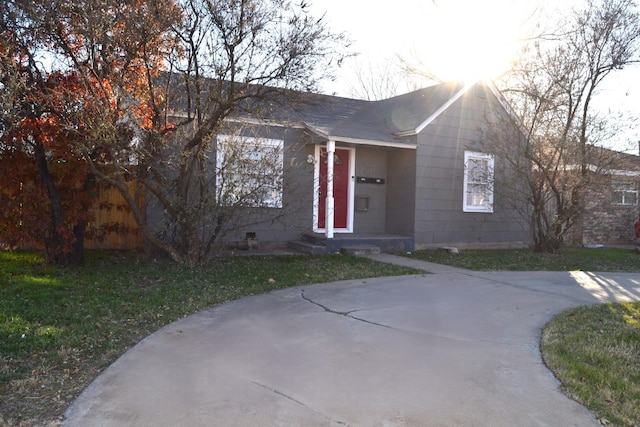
[64,172,96,265]
[34,142,67,264]
[34,142,90,266]
[183,225,202,267]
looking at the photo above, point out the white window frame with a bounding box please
[216,135,284,208]
[611,182,638,206]
[463,151,494,213]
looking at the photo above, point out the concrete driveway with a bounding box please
[64,254,640,427]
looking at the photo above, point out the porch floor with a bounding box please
[288,233,414,255]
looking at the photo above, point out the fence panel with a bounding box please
[85,184,143,250]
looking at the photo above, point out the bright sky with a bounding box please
[312,0,543,92]
[312,0,640,152]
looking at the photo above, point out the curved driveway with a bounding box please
[64,254,640,427]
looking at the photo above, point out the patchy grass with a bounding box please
[541,302,640,426]
[0,250,418,427]
[407,247,640,272]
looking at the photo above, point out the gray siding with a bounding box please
[413,89,529,249]
[353,148,387,233]
[385,147,416,237]
[223,127,314,244]
[146,124,316,247]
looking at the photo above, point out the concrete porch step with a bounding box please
[290,233,413,255]
[302,233,413,253]
[287,240,326,255]
[340,245,381,255]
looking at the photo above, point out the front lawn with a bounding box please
[407,247,640,272]
[542,303,640,426]
[0,250,418,427]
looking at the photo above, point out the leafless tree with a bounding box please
[396,50,447,85]
[140,0,349,265]
[345,57,424,100]
[487,0,640,252]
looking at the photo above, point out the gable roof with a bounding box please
[255,81,470,147]
[163,72,499,148]
[376,82,468,137]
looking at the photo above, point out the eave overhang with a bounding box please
[303,122,417,149]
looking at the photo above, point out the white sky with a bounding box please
[311,0,640,152]
[311,0,547,92]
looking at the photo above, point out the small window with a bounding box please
[216,135,284,208]
[611,182,638,206]
[463,151,494,213]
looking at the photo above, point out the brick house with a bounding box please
[578,147,640,245]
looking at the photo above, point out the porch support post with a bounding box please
[325,140,335,239]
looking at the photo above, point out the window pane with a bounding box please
[625,191,638,205]
[464,151,494,212]
[467,184,487,206]
[217,135,283,208]
[611,182,638,205]
[468,159,488,183]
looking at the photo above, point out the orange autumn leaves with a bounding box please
[0,72,91,252]
[0,0,180,259]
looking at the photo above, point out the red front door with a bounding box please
[318,148,350,229]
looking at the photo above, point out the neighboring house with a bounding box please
[576,147,640,246]
[178,80,531,253]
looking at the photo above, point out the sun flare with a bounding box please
[416,0,531,83]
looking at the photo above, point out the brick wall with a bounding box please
[581,176,639,245]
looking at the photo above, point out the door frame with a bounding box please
[313,144,355,233]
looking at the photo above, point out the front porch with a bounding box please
[288,233,414,255]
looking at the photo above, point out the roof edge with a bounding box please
[482,80,531,139]
[393,83,473,137]
[304,122,417,149]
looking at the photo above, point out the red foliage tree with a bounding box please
[0,71,95,265]
[1,0,179,264]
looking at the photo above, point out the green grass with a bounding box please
[407,247,640,272]
[0,250,418,427]
[542,303,640,426]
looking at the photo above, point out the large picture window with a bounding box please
[611,182,638,206]
[463,151,494,213]
[216,135,284,208]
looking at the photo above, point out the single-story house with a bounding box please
[183,80,531,253]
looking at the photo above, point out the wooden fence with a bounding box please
[85,183,143,250]
[1,183,143,251]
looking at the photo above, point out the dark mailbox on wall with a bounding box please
[356,176,385,184]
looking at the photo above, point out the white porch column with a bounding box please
[325,140,335,239]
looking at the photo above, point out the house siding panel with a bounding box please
[354,149,387,234]
[226,127,314,243]
[413,90,529,249]
[385,148,416,236]
[148,125,316,247]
